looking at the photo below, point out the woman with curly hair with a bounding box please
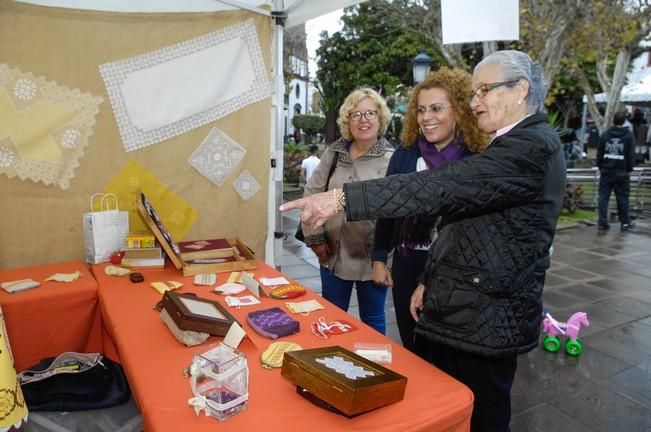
[372,67,488,352]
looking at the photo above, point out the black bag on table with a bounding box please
[17,352,130,411]
[294,152,339,242]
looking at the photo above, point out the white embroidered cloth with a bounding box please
[100,19,271,152]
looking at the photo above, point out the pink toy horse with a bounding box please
[543,312,589,340]
[542,311,590,355]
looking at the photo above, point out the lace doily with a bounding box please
[0,64,103,189]
[188,128,246,186]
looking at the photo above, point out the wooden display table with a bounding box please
[0,260,102,371]
[93,261,473,432]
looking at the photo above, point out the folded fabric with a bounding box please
[44,271,81,282]
[1,279,40,293]
[246,307,299,339]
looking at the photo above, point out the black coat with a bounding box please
[344,113,566,357]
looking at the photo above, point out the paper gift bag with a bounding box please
[83,193,129,264]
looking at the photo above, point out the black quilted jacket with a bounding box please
[344,113,566,357]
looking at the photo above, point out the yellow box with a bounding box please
[126,232,156,249]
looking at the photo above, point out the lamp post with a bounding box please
[412,50,433,84]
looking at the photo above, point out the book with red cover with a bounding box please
[178,238,232,261]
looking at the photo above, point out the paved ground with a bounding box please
[281,205,651,432]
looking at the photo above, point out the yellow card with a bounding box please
[150,281,182,294]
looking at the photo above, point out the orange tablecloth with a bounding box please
[0,261,102,372]
[93,261,473,432]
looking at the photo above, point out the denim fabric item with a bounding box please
[598,169,631,228]
[319,267,387,334]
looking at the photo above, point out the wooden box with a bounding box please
[281,346,407,416]
[136,192,257,276]
[161,291,237,336]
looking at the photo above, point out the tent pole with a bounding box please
[266,0,287,270]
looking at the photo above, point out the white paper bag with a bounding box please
[83,193,129,264]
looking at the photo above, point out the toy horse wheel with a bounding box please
[565,339,582,356]
[543,336,561,352]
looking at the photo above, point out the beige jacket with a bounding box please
[303,137,393,280]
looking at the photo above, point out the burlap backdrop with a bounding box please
[0,1,272,269]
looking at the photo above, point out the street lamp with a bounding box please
[412,50,433,84]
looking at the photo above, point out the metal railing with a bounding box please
[566,166,651,218]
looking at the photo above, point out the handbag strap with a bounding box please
[324,152,339,192]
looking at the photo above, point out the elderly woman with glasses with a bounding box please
[299,87,394,334]
[282,50,566,431]
[372,67,488,353]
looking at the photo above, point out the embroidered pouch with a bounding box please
[246,307,299,339]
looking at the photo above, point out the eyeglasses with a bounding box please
[467,79,520,104]
[348,110,378,121]
[417,104,451,115]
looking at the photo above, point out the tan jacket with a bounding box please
[303,137,393,280]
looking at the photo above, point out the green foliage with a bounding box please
[546,110,562,129]
[284,142,309,155]
[315,0,446,112]
[292,114,325,136]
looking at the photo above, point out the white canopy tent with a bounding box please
[15,0,365,269]
[584,51,651,106]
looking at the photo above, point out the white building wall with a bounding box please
[286,78,309,136]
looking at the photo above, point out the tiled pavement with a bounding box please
[281,206,651,432]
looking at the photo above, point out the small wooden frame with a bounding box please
[161,291,237,336]
[281,346,407,416]
[136,192,257,276]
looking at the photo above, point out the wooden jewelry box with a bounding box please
[280,346,407,416]
[161,291,237,336]
[136,192,257,276]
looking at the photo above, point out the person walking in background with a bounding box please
[300,88,394,334]
[282,50,565,432]
[372,67,488,352]
[300,145,320,186]
[597,111,636,231]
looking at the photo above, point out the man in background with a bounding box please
[300,145,320,186]
[597,111,636,231]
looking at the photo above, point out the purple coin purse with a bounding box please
[246,307,300,339]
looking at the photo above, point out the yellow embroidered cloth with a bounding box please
[104,160,196,243]
[0,307,28,432]
[0,64,103,189]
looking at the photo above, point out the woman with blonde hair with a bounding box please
[301,87,394,334]
[372,67,488,352]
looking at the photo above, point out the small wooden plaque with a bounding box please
[281,346,407,416]
[161,291,237,336]
[135,191,257,276]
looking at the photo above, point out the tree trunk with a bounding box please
[325,109,339,144]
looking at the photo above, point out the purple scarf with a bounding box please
[398,136,466,251]
[417,135,466,169]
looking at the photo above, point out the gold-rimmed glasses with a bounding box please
[348,110,378,121]
[467,79,520,104]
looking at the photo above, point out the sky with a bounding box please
[304,9,343,78]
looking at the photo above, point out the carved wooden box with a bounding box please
[161,291,237,336]
[281,346,407,416]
